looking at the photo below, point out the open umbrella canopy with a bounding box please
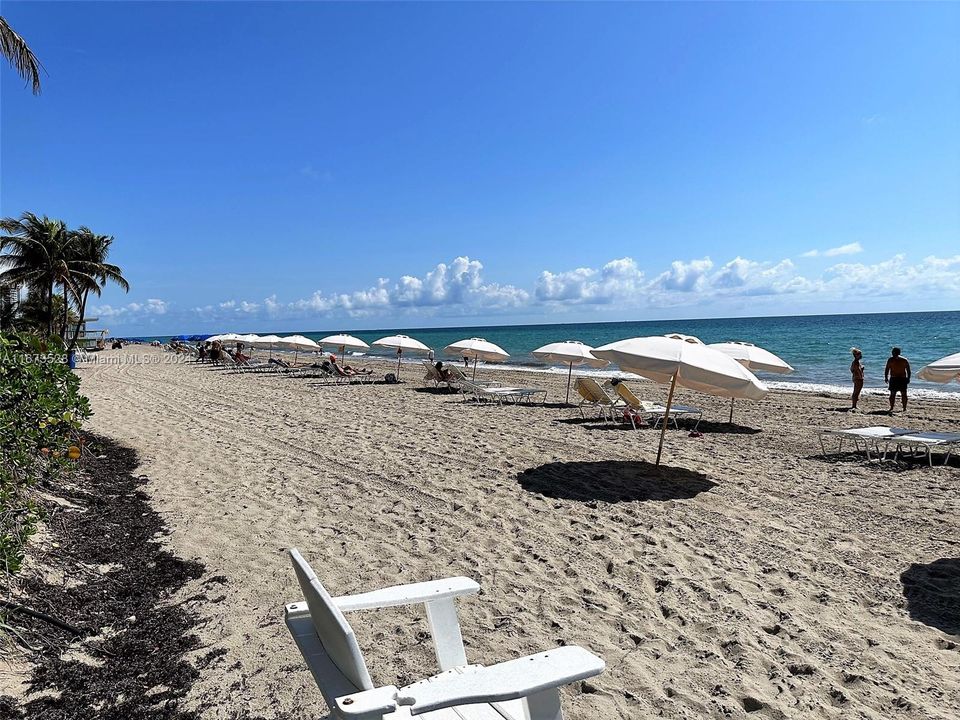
[532,340,608,368]
[372,334,431,352]
[708,341,794,375]
[918,352,960,383]
[532,340,609,405]
[207,333,245,343]
[250,334,283,348]
[664,333,703,344]
[443,337,510,362]
[319,334,370,351]
[372,334,431,380]
[594,336,768,465]
[594,336,768,400]
[277,335,321,351]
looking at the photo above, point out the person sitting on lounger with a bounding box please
[435,361,452,383]
[330,355,371,376]
[884,346,911,414]
[268,356,291,368]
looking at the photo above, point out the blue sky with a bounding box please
[2,1,958,335]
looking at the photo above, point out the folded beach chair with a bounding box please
[574,377,616,421]
[613,382,702,430]
[285,548,604,720]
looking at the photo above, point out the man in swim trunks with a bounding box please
[884,346,911,414]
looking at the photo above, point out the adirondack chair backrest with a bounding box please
[447,365,467,381]
[289,549,374,692]
[614,382,641,409]
[575,377,609,403]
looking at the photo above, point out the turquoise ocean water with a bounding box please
[146,311,960,396]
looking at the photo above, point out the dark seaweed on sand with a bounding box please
[0,437,276,720]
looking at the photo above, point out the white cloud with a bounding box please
[802,242,864,258]
[177,250,960,328]
[652,257,714,293]
[91,298,167,320]
[824,242,864,257]
[535,257,645,304]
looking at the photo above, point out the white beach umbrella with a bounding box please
[918,352,960,384]
[708,341,794,422]
[278,335,321,364]
[593,335,768,465]
[443,337,510,379]
[532,340,609,404]
[247,334,282,358]
[320,333,370,363]
[664,333,704,344]
[372,334,432,379]
[207,332,243,343]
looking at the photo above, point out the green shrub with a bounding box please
[0,332,91,574]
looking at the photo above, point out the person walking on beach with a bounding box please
[850,347,864,411]
[884,346,911,414]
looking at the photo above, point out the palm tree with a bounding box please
[67,227,129,349]
[0,212,90,337]
[0,282,17,331]
[0,16,43,94]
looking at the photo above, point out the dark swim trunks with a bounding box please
[889,377,909,392]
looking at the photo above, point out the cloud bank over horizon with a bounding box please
[93,250,960,332]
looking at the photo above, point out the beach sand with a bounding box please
[75,346,958,719]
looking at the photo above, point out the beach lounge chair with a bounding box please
[460,380,546,405]
[818,426,914,461]
[819,426,960,466]
[612,382,702,430]
[332,363,373,384]
[574,377,616,420]
[423,360,443,386]
[284,548,604,720]
[878,431,960,467]
[422,361,460,389]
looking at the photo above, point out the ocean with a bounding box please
[148,310,960,397]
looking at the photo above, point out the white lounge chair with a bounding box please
[611,382,702,430]
[818,426,914,461]
[460,380,546,405]
[285,548,604,720]
[574,378,616,420]
[875,430,960,467]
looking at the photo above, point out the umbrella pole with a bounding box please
[565,362,573,405]
[656,373,678,467]
[396,351,402,380]
[729,397,735,424]
[472,357,477,380]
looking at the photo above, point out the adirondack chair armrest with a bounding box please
[335,646,604,717]
[333,684,400,719]
[333,577,480,612]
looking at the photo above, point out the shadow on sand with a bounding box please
[900,558,960,636]
[517,460,717,503]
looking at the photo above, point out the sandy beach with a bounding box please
[74,346,958,719]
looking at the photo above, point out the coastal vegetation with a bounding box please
[0,333,90,575]
[0,212,129,346]
[0,212,126,591]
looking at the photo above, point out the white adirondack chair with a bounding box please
[285,548,605,720]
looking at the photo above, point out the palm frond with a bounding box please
[0,16,44,95]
